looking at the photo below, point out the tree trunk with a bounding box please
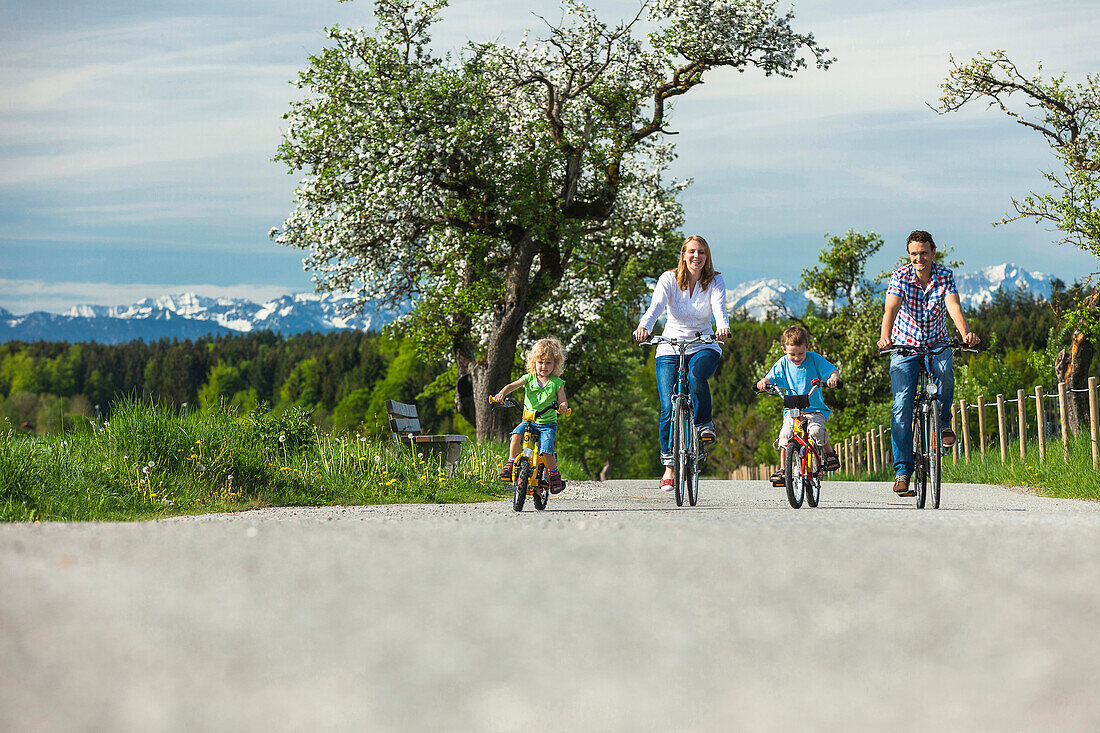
[1057,291,1098,434]
[455,232,542,441]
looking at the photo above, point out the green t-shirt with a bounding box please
[523,372,564,424]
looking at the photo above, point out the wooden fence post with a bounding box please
[1035,386,1046,462]
[1089,376,1098,470]
[959,399,971,461]
[950,404,958,464]
[976,395,987,458]
[1058,381,1069,461]
[878,425,887,473]
[996,394,1007,463]
[1017,388,1027,460]
[865,431,873,472]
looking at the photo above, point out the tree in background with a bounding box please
[273,0,831,439]
[938,51,1099,430]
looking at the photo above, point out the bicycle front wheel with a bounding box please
[512,458,530,512]
[671,400,685,507]
[687,435,700,507]
[913,410,927,509]
[532,464,548,511]
[784,441,804,509]
[928,400,942,509]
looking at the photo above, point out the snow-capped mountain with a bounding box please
[953,263,1054,307]
[1,292,406,344]
[723,262,1058,320]
[0,263,1064,343]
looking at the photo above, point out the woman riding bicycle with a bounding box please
[633,235,730,491]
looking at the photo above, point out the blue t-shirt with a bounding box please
[766,351,838,418]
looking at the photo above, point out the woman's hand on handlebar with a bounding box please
[715,327,730,342]
[633,326,650,342]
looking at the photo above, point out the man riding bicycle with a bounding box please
[877,230,980,497]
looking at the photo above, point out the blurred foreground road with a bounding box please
[3,479,1100,732]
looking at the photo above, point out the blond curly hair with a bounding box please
[525,337,565,377]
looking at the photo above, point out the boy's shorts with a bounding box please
[778,412,828,447]
[511,421,557,455]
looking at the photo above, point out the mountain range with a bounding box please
[0,263,1059,344]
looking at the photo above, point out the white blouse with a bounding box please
[638,271,729,358]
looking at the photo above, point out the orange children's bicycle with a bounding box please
[756,378,839,509]
[488,396,570,512]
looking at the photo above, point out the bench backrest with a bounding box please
[386,400,422,436]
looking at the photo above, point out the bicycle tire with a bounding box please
[532,464,548,511]
[805,446,821,508]
[784,441,804,508]
[929,400,941,509]
[913,410,927,509]
[512,458,530,512]
[687,427,700,506]
[672,400,685,507]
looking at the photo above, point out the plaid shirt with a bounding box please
[886,263,958,346]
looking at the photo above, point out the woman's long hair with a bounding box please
[673,235,718,292]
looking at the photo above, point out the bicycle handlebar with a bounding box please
[488,395,570,417]
[640,333,717,348]
[879,339,981,357]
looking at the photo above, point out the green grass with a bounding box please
[830,430,1099,500]
[0,399,584,522]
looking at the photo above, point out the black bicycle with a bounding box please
[642,334,717,507]
[880,339,978,509]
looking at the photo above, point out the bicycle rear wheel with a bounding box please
[805,447,821,508]
[913,411,927,509]
[784,441,804,508]
[928,400,942,509]
[532,464,548,511]
[687,433,700,507]
[512,458,530,512]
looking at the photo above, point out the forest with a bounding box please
[2,274,1093,481]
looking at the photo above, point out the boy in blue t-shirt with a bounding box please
[755,325,841,476]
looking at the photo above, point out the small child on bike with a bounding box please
[755,325,841,478]
[494,337,569,493]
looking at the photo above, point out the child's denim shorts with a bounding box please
[511,421,557,455]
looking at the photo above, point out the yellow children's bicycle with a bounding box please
[489,396,570,512]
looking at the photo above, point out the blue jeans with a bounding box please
[890,350,954,477]
[656,349,720,465]
[511,421,557,455]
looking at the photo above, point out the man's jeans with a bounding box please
[656,350,720,465]
[890,349,954,477]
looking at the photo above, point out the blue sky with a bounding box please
[2,0,1099,314]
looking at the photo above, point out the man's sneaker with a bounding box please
[893,475,915,497]
[941,428,957,448]
[548,470,564,494]
[499,459,515,481]
[699,426,716,444]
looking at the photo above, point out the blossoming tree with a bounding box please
[274,0,830,438]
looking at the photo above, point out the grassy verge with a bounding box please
[830,430,1099,500]
[0,400,585,522]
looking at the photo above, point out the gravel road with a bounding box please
[3,478,1100,732]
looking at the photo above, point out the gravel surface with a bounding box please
[3,478,1100,732]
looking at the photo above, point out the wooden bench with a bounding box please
[386,400,467,471]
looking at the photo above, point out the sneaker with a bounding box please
[823,452,840,472]
[660,476,675,491]
[548,470,564,494]
[770,470,785,487]
[699,426,716,444]
[941,428,957,448]
[499,459,515,481]
[893,475,915,497]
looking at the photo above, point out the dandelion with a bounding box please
[147,461,155,468]
[142,466,150,476]
[279,434,287,443]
